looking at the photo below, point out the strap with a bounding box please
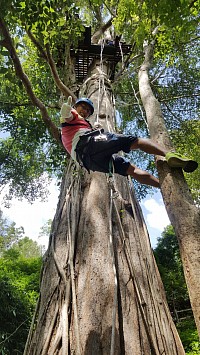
[61,119,93,129]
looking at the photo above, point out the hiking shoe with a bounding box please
[166,152,198,173]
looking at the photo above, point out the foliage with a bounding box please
[170,120,200,205]
[9,236,43,258]
[0,275,31,354]
[0,40,66,201]
[154,225,200,353]
[154,225,190,312]
[0,252,41,305]
[177,319,200,355]
[0,210,42,353]
[0,253,42,354]
[0,210,24,255]
[38,218,52,239]
[112,0,199,58]
[0,210,42,256]
[1,0,85,47]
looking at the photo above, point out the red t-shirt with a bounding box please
[61,109,91,159]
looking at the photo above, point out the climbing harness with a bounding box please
[61,119,93,129]
[93,132,108,141]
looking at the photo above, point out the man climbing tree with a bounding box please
[60,96,197,188]
[0,1,199,354]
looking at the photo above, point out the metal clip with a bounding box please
[94,134,108,142]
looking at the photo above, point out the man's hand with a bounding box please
[60,96,72,123]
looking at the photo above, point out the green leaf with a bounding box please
[19,2,26,9]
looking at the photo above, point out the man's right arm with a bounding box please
[60,96,73,123]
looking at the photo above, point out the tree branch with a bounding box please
[0,319,28,346]
[26,27,48,61]
[114,52,143,82]
[46,44,77,103]
[0,100,60,109]
[115,92,200,102]
[102,1,116,18]
[91,17,113,44]
[0,17,61,144]
[26,29,77,103]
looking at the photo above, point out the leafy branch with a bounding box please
[26,28,77,103]
[0,17,61,145]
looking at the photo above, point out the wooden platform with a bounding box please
[70,27,132,82]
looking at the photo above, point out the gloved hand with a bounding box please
[60,96,72,123]
[93,122,103,129]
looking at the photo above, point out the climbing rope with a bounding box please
[118,41,124,70]
[66,175,82,355]
[130,82,149,130]
[109,187,118,355]
[95,37,105,126]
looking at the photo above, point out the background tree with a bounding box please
[0,0,199,353]
[114,43,200,203]
[0,209,24,254]
[154,225,200,354]
[0,211,42,354]
[154,225,190,315]
[38,219,52,240]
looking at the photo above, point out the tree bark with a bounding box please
[24,60,185,354]
[138,42,200,336]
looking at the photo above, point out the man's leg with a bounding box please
[130,138,198,173]
[130,138,168,156]
[126,164,160,188]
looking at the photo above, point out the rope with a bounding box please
[93,37,115,133]
[67,178,82,355]
[109,187,118,355]
[130,82,149,130]
[118,41,124,70]
[95,38,105,126]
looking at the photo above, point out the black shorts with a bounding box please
[75,132,137,176]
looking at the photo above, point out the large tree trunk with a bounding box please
[138,42,200,336]
[24,60,185,354]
